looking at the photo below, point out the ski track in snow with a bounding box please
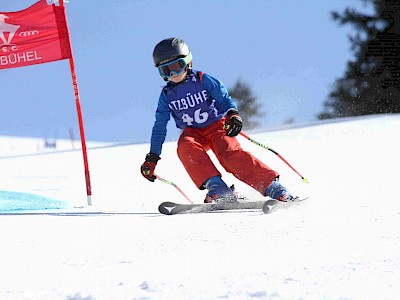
[0,115,399,300]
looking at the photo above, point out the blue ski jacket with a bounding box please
[150,70,237,156]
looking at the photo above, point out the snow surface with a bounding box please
[0,115,399,300]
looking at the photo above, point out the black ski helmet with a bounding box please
[153,38,191,67]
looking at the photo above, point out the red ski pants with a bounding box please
[177,119,279,195]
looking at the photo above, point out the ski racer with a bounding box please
[140,37,294,203]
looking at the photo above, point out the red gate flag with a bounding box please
[1,0,93,205]
[0,0,71,69]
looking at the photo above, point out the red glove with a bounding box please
[224,110,243,137]
[140,153,160,182]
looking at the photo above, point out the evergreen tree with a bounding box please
[319,0,400,119]
[228,78,264,130]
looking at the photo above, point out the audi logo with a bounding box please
[19,30,39,37]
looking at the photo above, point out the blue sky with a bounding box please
[0,0,369,143]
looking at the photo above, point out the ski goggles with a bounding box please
[157,53,192,78]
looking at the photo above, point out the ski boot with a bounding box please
[265,178,294,202]
[203,176,238,204]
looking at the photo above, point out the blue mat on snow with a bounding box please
[0,190,70,213]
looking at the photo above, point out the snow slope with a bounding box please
[0,115,399,300]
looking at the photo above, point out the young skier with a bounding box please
[140,37,294,203]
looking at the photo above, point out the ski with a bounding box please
[158,200,265,215]
[158,197,308,215]
[263,197,309,214]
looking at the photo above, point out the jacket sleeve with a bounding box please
[201,73,238,115]
[150,91,171,156]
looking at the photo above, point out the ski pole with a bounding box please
[155,175,193,204]
[239,132,309,183]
